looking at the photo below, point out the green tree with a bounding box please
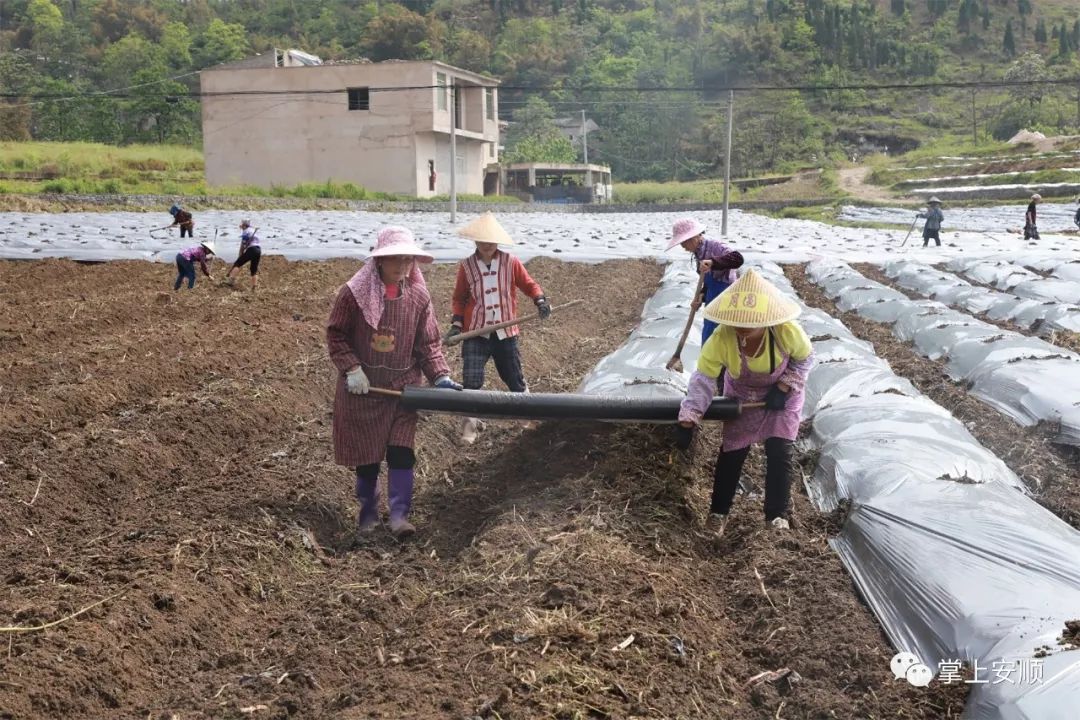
[101,34,165,90]
[26,0,64,56]
[503,97,576,163]
[1018,0,1031,35]
[1034,18,1047,45]
[125,69,199,143]
[160,22,193,70]
[1005,51,1049,106]
[360,5,441,61]
[0,52,35,140]
[192,18,248,69]
[1004,19,1016,57]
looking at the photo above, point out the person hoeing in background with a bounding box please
[448,212,550,444]
[326,226,463,540]
[173,238,216,290]
[666,217,744,345]
[169,204,195,238]
[676,269,814,536]
[917,196,944,248]
[226,219,262,291]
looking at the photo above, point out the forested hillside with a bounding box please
[1,0,1079,181]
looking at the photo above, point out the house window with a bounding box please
[485,88,495,121]
[489,143,495,158]
[347,87,369,111]
[436,72,447,111]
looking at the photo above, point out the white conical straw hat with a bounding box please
[457,212,514,245]
[702,268,801,328]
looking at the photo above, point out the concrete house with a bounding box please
[200,53,500,197]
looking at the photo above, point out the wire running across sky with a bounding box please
[5,75,1080,102]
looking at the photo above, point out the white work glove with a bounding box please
[346,366,370,395]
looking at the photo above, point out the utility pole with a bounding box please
[581,109,589,164]
[721,90,734,237]
[971,87,977,144]
[450,81,457,223]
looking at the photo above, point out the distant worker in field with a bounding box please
[667,217,744,344]
[917,196,944,248]
[173,238,216,291]
[448,212,550,444]
[225,219,261,291]
[327,226,463,540]
[676,269,814,535]
[168,204,195,238]
[1025,193,1041,240]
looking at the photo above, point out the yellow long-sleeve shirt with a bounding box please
[697,322,812,379]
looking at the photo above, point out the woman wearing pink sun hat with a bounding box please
[666,217,744,343]
[326,226,462,540]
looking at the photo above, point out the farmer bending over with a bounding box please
[169,204,195,238]
[677,269,814,535]
[173,239,216,290]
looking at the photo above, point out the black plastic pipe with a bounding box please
[396,386,743,422]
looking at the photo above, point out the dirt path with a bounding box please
[0,257,966,719]
[838,166,905,203]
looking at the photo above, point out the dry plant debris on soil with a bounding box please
[792,264,1080,529]
[0,257,965,718]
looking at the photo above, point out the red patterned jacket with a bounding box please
[451,251,544,338]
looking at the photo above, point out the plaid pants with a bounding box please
[462,335,527,392]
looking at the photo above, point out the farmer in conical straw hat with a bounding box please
[666,217,744,344]
[917,197,944,248]
[448,212,550,443]
[173,238,216,290]
[677,269,814,535]
[326,226,463,540]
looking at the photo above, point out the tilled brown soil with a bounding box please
[791,264,1080,529]
[0,256,965,719]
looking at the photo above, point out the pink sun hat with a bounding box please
[367,226,434,263]
[666,217,707,250]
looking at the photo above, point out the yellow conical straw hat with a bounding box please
[702,268,801,328]
[457,212,514,245]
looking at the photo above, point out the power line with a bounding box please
[6,76,1080,101]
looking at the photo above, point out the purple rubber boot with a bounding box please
[387,468,416,539]
[355,468,380,533]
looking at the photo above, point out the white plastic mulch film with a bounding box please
[577,260,703,399]
[804,258,1080,719]
[874,258,1080,445]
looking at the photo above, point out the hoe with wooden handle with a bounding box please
[443,299,585,345]
[665,270,707,372]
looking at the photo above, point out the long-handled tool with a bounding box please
[665,270,707,371]
[899,215,920,247]
[444,299,585,345]
[367,385,764,421]
[149,225,173,239]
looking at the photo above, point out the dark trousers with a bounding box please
[232,246,262,275]
[710,437,792,521]
[174,254,196,290]
[180,225,193,238]
[462,335,526,392]
[1024,224,1040,240]
[922,229,941,247]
